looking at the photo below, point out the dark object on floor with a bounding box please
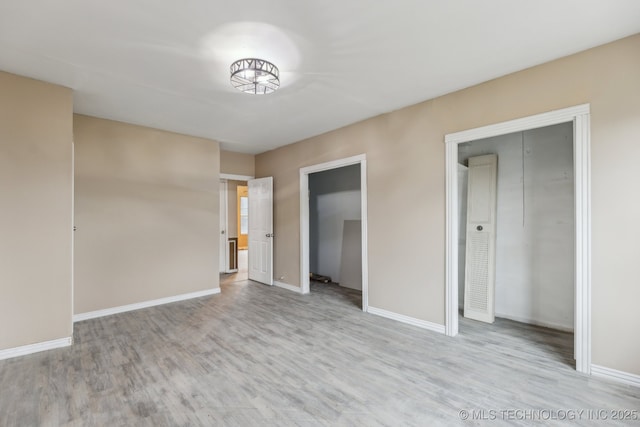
[310,273,331,283]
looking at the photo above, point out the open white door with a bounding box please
[248,177,273,285]
[219,180,228,274]
[464,154,498,323]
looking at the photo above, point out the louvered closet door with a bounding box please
[464,154,498,323]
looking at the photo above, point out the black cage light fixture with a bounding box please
[230,58,280,94]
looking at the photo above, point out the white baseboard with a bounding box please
[273,280,305,294]
[495,311,574,332]
[73,288,221,322]
[0,337,72,361]
[591,364,640,388]
[367,306,445,334]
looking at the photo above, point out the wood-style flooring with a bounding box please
[0,281,638,426]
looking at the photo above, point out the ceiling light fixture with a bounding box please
[230,58,280,94]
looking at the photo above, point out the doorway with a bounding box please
[237,185,248,250]
[445,104,592,374]
[224,179,248,282]
[220,174,253,284]
[458,123,575,363]
[309,164,362,306]
[300,154,369,311]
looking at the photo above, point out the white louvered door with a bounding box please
[464,154,498,323]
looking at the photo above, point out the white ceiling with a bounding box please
[1,1,640,154]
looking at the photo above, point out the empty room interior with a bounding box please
[1,1,640,425]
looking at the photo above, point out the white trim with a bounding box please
[360,160,369,311]
[73,288,220,322]
[0,337,72,361]
[591,365,640,388]
[220,173,254,181]
[494,312,574,333]
[368,306,445,334]
[445,104,590,144]
[444,104,592,374]
[71,142,75,335]
[574,112,592,374]
[220,179,229,273]
[274,280,305,294]
[445,139,459,337]
[300,155,366,175]
[299,154,369,311]
[300,171,310,293]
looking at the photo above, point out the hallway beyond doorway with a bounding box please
[221,249,248,285]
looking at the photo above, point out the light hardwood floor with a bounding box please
[1,281,638,426]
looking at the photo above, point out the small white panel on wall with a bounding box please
[464,154,498,323]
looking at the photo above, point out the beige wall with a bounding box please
[0,71,73,350]
[74,115,220,314]
[220,150,255,177]
[256,34,640,375]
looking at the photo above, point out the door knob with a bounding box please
[476,225,483,231]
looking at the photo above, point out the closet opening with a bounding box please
[300,154,369,311]
[458,123,575,368]
[308,164,362,308]
[444,104,592,373]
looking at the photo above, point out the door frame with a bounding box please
[299,154,369,311]
[219,179,229,273]
[220,173,254,274]
[444,104,591,374]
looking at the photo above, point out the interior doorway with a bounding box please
[223,179,248,282]
[237,185,248,250]
[308,164,362,307]
[220,173,253,285]
[457,123,575,364]
[445,104,592,374]
[300,154,368,311]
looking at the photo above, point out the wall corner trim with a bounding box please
[0,337,72,361]
[73,288,221,322]
[273,280,306,294]
[367,306,445,334]
[591,364,640,388]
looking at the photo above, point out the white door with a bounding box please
[464,154,498,323]
[219,180,228,274]
[248,177,273,285]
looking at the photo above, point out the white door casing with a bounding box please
[444,104,591,374]
[463,154,498,323]
[219,180,228,274]
[248,177,273,285]
[299,154,369,311]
